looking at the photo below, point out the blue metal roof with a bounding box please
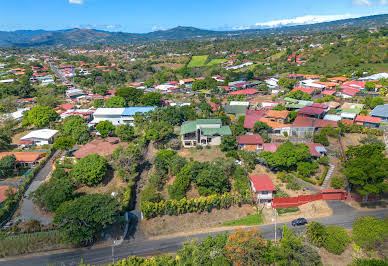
[121,107,156,116]
[371,104,388,118]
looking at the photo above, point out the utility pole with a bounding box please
[274,208,278,243]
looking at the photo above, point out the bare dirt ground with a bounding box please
[140,205,255,238]
[75,170,126,195]
[153,63,185,70]
[177,147,226,162]
[341,133,384,149]
[345,199,388,211]
[261,200,332,223]
[318,243,384,266]
[251,94,274,102]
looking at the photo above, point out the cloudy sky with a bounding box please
[0,0,387,32]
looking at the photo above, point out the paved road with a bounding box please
[2,204,386,266]
[11,156,55,225]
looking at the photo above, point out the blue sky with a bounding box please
[0,0,387,32]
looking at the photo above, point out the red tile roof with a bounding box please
[237,134,264,145]
[321,89,336,95]
[262,143,281,152]
[0,152,44,163]
[228,89,258,95]
[249,174,276,192]
[292,87,316,95]
[292,116,338,128]
[341,87,360,96]
[298,106,326,116]
[244,109,268,129]
[355,115,382,124]
[306,143,325,157]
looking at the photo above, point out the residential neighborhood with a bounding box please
[0,3,387,265]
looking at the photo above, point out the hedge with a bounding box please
[276,207,300,215]
[0,148,56,226]
[141,192,252,219]
[296,174,316,185]
[318,165,329,186]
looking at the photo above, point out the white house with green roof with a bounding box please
[180,119,232,148]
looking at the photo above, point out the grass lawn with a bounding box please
[188,55,208,67]
[223,213,263,226]
[207,59,227,65]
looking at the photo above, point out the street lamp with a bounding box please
[112,240,117,264]
[272,208,278,243]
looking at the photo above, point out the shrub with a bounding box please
[167,167,191,200]
[313,133,329,146]
[149,174,165,191]
[232,166,249,193]
[318,165,329,186]
[317,156,329,165]
[350,258,388,266]
[141,192,251,219]
[330,176,344,189]
[276,207,299,215]
[323,225,351,254]
[306,222,327,247]
[71,154,107,186]
[140,184,163,204]
[352,216,388,250]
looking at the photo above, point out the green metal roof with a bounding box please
[180,119,222,135]
[224,105,248,116]
[340,108,362,114]
[201,126,232,136]
[283,97,299,103]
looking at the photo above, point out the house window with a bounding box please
[261,191,269,195]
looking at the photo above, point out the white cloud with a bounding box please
[233,14,361,30]
[152,26,166,31]
[69,0,84,4]
[381,0,388,4]
[352,0,372,6]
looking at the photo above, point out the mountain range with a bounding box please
[0,14,387,47]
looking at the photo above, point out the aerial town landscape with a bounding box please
[0,0,387,265]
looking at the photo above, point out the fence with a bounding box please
[272,189,346,208]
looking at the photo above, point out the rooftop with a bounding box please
[249,174,276,192]
[121,107,156,116]
[20,129,58,141]
[237,134,264,145]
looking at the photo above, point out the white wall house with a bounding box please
[249,174,276,204]
[20,129,59,146]
[90,107,156,127]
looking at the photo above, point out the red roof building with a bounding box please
[249,174,276,203]
[244,109,268,129]
[292,87,316,95]
[237,134,264,151]
[228,89,259,96]
[292,116,338,128]
[0,186,17,205]
[355,115,381,127]
[297,106,327,119]
[262,143,281,153]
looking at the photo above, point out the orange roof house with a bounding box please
[265,110,289,124]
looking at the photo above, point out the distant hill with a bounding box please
[0,14,387,47]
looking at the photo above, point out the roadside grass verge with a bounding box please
[223,213,263,226]
[188,55,208,67]
[0,230,67,257]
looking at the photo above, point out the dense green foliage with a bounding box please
[32,169,74,212]
[59,115,90,144]
[54,194,119,245]
[95,120,115,138]
[115,124,135,142]
[72,154,107,186]
[23,106,59,128]
[53,137,75,151]
[352,216,388,251]
[0,154,16,178]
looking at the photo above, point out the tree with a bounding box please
[253,121,272,134]
[115,124,135,142]
[104,96,126,108]
[93,99,104,108]
[191,80,207,91]
[313,133,329,146]
[288,111,298,123]
[344,144,388,199]
[259,142,311,171]
[220,136,237,152]
[224,229,274,265]
[92,84,108,96]
[352,216,388,250]
[36,95,60,108]
[0,154,15,178]
[330,176,344,189]
[364,96,384,109]
[115,87,144,105]
[72,154,107,186]
[60,115,90,144]
[276,226,321,266]
[96,120,115,138]
[32,169,74,212]
[306,221,327,247]
[364,81,376,91]
[53,137,75,151]
[145,121,174,143]
[286,90,312,100]
[195,165,230,196]
[140,92,162,106]
[54,194,119,245]
[23,106,59,128]
[0,128,11,151]
[278,77,296,90]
